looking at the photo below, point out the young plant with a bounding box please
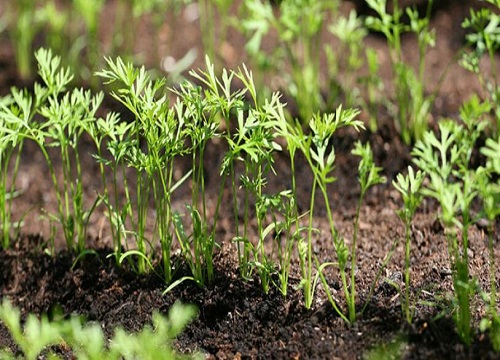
[5,0,42,80]
[241,0,339,121]
[0,299,199,360]
[0,95,26,248]
[171,57,245,286]
[263,189,299,296]
[227,97,282,292]
[318,139,385,323]
[97,57,188,280]
[477,136,500,351]
[326,9,367,109]
[38,88,103,253]
[87,111,130,263]
[5,48,101,252]
[392,166,425,323]
[412,97,490,344]
[266,93,310,296]
[287,107,364,312]
[365,0,436,144]
[460,1,500,133]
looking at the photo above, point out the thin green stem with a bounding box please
[404,221,411,323]
[304,177,317,309]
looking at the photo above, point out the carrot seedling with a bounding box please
[392,166,425,323]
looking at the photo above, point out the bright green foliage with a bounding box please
[172,57,246,286]
[97,56,188,279]
[366,0,435,144]
[221,87,286,292]
[0,94,25,248]
[412,96,493,345]
[392,166,425,323]
[477,135,500,351]
[0,299,199,360]
[1,48,103,252]
[316,139,385,323]
[283,106,367,317]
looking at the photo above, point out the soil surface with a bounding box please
[0,0,499,359]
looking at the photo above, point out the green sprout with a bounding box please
[241,0,338,121]
[5,0,43,80]
[366,0,436,144]
[289,106,364,314]
[392,166,425,323]
[172,57,246,286]
[97,56,188,280]
[461,1,500,133]
[0,94,25,248]
[0,299,199,360]
[317,139,385,323]
[412,96,490,344]
[5,48,102,252]
[478,135,500,351]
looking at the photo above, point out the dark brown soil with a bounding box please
[1,1,499,359]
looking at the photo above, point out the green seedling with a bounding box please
[35,50,102,252]
[241,0,338,121]
[5,0,43,80]
[412,97,490,345]
[284,106,364,312]
[263,190,299,296]
[0,299,199,360]
[327,9,367,109]
[3,48,101,252]
[227,95,282,292]
[172,81,220,286]
[461,1,500,133]
[477,136,500,351]
[0,300,63,360]
[97,56,188,279]
[392,166,425,323]
[172,57,247,286]
[317,140,385,323]
[266,93,309,296]
[0,95,26,248]
[358,48,384,133]
[366,0,436,144]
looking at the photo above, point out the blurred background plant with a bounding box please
[0,0,195,85]
[326,9,367,110]
[460,0,500,135]
[2,0,498,143]
[240,0,339,122]
[365,0,436,144]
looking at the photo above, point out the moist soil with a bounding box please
[1,1,500,359]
